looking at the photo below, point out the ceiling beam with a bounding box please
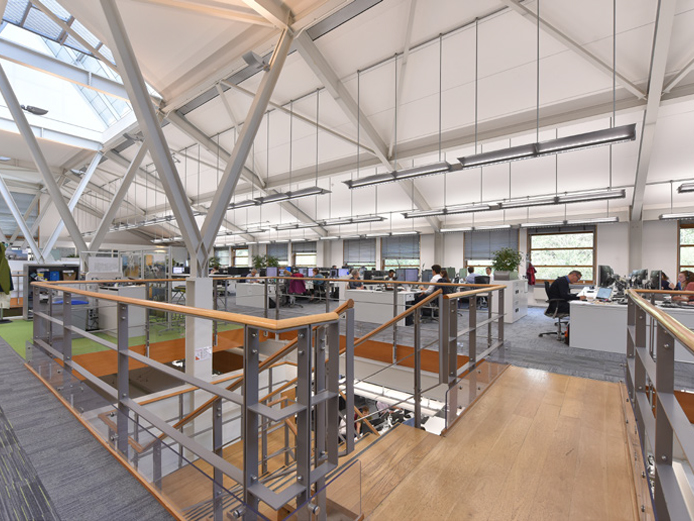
[0,114,101,151]
[8,191,40,244]
[128,0,275,27]
[499,0,646,100]
[240,0,293,30]
[0,37,128,99]
[631,0,677,221]
[200,27,294,265]
[0,177,42,261]
[101,0,203,268]
[662,52,694,94]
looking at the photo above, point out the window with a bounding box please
[679,223,694,273]
[528,229,595,282]
[214,246,230,267]
[232,247,249,268]
[267,243,288,263]
[464,229,518,264]
[293,242,317,267]
[344,239,376,269]
[382,236,420,270]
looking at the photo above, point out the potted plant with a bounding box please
[492,247,522,280]
[252,254,280,269]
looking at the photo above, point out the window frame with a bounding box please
[678,222,694,273]
[381,235,421,271]
[527,229,597,284]
[231,247,249,268]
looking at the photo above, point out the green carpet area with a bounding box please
[0,318,241,359]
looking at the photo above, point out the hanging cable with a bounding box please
[393,54,398,171]
[357,69,361,179]
[536,0,540,142]
[289,100,293,193]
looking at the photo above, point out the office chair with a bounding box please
[474,276,490,309]
[539,280,569,341]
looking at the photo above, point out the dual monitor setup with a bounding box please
[597,265,666,301]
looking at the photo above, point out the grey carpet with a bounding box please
[0,337,173,521]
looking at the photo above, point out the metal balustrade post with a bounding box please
[48,289,54,345]
[439,296,449,384]
[116,303,129,456]
[295,325,312,518]
[243,326,260,519]
[626,299,636,401]
[314,326,328,518]
[144,282,150,358]
[654,324,680,519]
[275,279,280,321]
[32,286,44,343]
[345,308,355,453]
[325,282,330,313]
[487,292,493,348]
[448,297,458,384]
[153,439,162,490]
[497,288,505,345]
[392,287,398,355]
[62,291,72,390]
[264,279,269,319]
[469,294,477,366]
[414,312,421,429]
[327,322,340,464]
[213,398,223,521]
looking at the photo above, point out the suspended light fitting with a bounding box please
[273,222,318,231]
[519,216,620,228]
[441,224,514,233]
[344,125,636,189]
[228,186,330,210]
[678,183,694,194]
[319,215,386,226]
[403,188,625,219]
[659,212,694,221]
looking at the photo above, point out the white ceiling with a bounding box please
[2,0,694,246]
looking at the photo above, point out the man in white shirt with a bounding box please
[406,264,442,325]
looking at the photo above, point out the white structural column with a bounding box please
[295,32,441,231]
[100,0,203,272]
[41,152,102,257]
[185,277,214,379]
[90,143,149,251]
[200,27,294,264]
[0,62,89,253]
[631,0,677,221]
[500,0,646,99]
[0,178,42,261]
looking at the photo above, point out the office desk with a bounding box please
[345,288,418,326]
[570,300,694,362]
[235,282,275,308]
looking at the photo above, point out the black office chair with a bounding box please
[474,276,490,309]
[539,280,569,341]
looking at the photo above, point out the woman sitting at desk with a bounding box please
[348,269,363,289]
[673,271,694,301]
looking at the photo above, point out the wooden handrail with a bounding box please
[31,280,340,331]
[628,289,694,354]
[340,390,379,437]
[444,285,507,300]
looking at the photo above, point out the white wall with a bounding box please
[420,234,436,270]
[442,232,464,272]
[596,222,630,276]
[642,219,678,279]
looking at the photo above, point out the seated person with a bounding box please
[245,268,261,283]
[348,269,363,289]
[547,270,586,315]
[310,268,325,301]
[485,267,492,278]
[289,269,306,294]
[661,272,673,290]
[673,271,694,301]
[465,267,477,284]
[386,269,398,281]
[406,264,442,325]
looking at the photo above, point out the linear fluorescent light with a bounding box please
[500,196,556,209]
[556,189,625,204]
[393,162,451,180]
[459,144,536,168]
[274,222,317,230]
[351,215,386,224]
[344,173,396,189]
[441,226,473,233]
[458,124,636,171]
[521,217,619,228]
[536,125,636,155]
[319,236,340,240]
[678,183,694,194]
[258,240,271,244]
[390,231,419,235]
[229,199,260,210]
[286,187,330,199]
[659,212,694,220]
[441,224,514,233]
[256,193,290,204]
[365,232,389,237]
[403,204,492,219]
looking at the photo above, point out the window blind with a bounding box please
[291,241,317,253]
[381,235,420,259]
[344,238,376,265]
[464,229,518,260]
[267,243,288,262]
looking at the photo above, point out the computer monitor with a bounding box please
[596,287,613,300]
[363,270,372,280]
[172,266,184,274]
[298,267,308,276]
[266,266,278,277]
[649,270,662,290]
[633,268,648,288]
[597,265,615,287]
[396,268,406,281]
[338,268,350,277]
[404,268,419,282]
[422,269,433,282]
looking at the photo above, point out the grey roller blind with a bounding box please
[0,192,38,239]
[291,241,317,253]
[267,243,288,262]
[344,238,376,265]
[382,235,420,259]
[464,229,518,260]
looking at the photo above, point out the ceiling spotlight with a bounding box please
[21,105,48,116]
[0,156,10,161]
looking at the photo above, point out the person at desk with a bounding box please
[465,267,477,284]
[547,270,586,314]
[348,269,363,289]
[386,269,397,281]
[245,268,261,283]
[405,264,442,325]
[673,271,694,301]
[485,267,492,278]
[310,268,325,301]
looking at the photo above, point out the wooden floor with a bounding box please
[364,366,639,521]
